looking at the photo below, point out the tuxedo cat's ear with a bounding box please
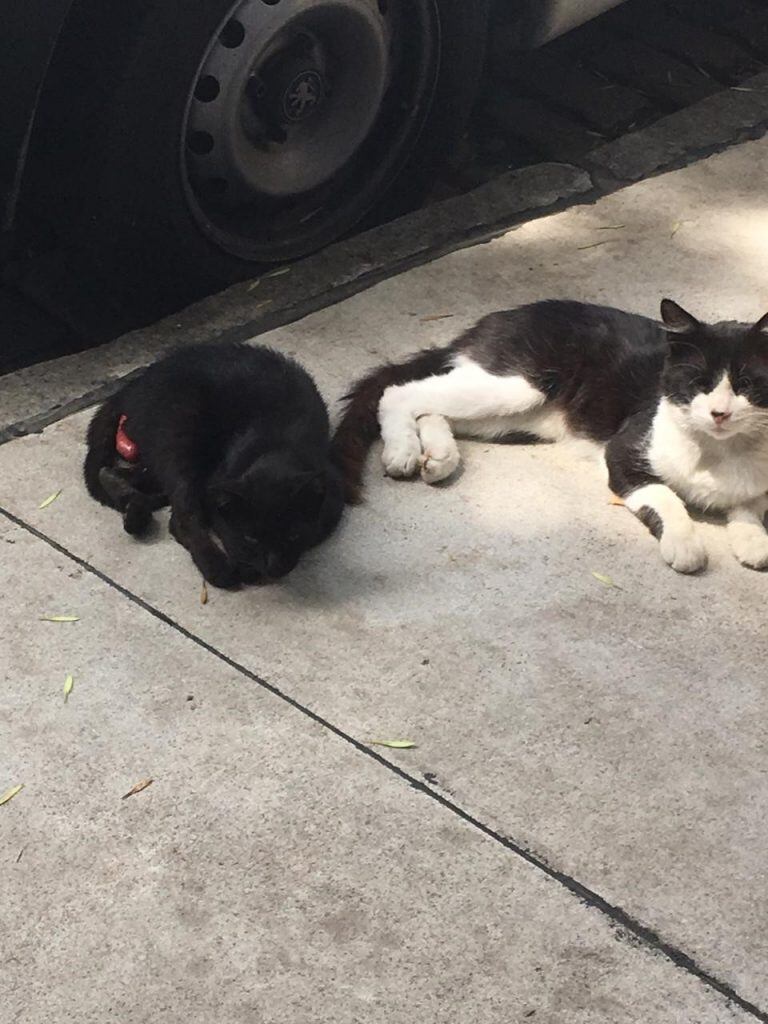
[660,299,700,334]
[752,311,768,335]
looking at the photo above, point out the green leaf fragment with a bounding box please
[0,784,23,806]
[38,490,62,509]
[591,572,617,588]
[40,615,79,622]
[63,674,74,703]
[670,219,694,238]
[369,739,417,749]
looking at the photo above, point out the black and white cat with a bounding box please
[333,299,768,573]
[84,342,345,587]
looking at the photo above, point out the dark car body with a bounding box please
[2,0,624,257]
[0,0,624,373]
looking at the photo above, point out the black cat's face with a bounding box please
[660,299,768,440]
[208,459,327,582]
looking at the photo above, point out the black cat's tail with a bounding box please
[83,398,121,506]
[331,347,452,504]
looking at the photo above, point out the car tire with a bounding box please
[16,0,490,332]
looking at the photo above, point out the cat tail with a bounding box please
[331,347,452,504]
[83,398,121,506]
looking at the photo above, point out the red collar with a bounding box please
[116,414,139,462]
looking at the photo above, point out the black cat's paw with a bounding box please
[200,556,240,590]
[123,501,154,537]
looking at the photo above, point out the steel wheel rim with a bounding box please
[181,0,439,261]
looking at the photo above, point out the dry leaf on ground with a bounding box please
[369,739,417,749]
[63,674,74,702]
[122,779,154,800]
[40,615,79,623]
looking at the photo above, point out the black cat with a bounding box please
[84,343,344,587]
[333,299,768,573]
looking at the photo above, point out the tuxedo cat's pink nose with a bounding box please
[711,410,731,424]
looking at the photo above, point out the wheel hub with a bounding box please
[184,0,391,201]
[282,69,325,121]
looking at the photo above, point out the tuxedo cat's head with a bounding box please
[207,449,330,582]
[660,299,768,440]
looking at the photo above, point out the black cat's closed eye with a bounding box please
[210,484,239,512]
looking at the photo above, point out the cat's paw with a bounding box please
[659,529,708,574]
[123,500,153,537]
[203,561,240,590]
[382,437,422,479]
[729,527,768,570]
[194,546,240,589]
[420,445,460,484]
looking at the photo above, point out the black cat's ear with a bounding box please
[660,299,700,334]
[752,311,768,335]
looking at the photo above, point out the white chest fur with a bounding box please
[648,399,768,510]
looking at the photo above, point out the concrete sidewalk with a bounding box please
[3,136,768,1023]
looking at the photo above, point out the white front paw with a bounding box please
[730,529,768,570]
[420,445,460,484]
[659,529,708,574]
[382,437,421,479]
